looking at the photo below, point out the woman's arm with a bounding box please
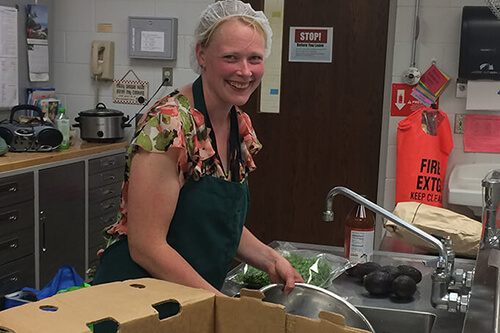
[235,227,303,294]
[126,147,223,295]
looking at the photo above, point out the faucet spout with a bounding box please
[323,186,448,270]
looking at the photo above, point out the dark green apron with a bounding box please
[93,76,249,290]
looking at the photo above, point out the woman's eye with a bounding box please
[249,56,263,64]
[224,55,237,61]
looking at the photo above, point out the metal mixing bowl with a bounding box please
[260,283,375,332]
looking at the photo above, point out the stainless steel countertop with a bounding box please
[223,241,476,333]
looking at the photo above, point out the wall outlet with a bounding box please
[162,67,173,86]
[456,81,467,98]
[454,114,466,134]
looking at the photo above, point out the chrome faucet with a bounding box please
[481,169,500,248]
[323,186,470,312]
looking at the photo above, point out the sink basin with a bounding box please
[448,163,500,215]
[357,306,436,333]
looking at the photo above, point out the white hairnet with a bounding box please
[190,0,273,74]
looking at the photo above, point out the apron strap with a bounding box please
[192,76,242,182]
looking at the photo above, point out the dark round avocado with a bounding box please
[363,270,393,296]
[378,265,401,283]
[392,275,417,299]
[350,262,382,281]
[345,265,359,277]
[397,265,422,284]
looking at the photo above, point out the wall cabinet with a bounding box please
[0,147,126,309]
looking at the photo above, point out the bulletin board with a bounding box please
[0,0,53,111]
[128,16,178,60]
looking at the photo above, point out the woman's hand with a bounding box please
[236,228,304,294]
[266,252,304,295]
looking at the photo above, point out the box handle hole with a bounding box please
[39,305,58,312]
[129,283,145,289]
[153,300,180,320]
[88,318,119,333]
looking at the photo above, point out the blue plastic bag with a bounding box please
[37,265,84,300]
[5,265,84,309]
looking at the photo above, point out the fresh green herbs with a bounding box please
[236,253,332,289]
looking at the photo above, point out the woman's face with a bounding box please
[197,18,265,108]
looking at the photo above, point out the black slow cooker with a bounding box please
[73,103,131,142]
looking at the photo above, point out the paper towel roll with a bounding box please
[466,80,500,111]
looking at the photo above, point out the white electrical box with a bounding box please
[128,17,178,60]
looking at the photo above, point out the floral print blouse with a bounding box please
[99,90,262,253]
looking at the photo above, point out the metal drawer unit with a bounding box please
[87,153,125,275]
[0,173,35,309]
[0,255,35,309]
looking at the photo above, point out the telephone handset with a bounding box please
[91,41,115,80]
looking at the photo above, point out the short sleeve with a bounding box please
[237,109,262,172]
[131,95,194,154]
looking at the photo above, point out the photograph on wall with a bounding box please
[26,4,48,45]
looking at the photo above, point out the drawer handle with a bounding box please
[0,272,20,285]
[0,210,18,223]
[106,175,116,181]
[104,160,116,167]
[0,182,18,194]
[0,239,19,252]
[102,215,116,226]
[102,189,115,196]
[102,203,116,210]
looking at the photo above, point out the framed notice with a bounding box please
[113,70,149,105]
[289,27,333,63]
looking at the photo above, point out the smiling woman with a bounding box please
[92,0,303,306]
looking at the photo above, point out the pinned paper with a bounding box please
[420,64,450,96]
[464,115,500,153]
[411,64,450,107]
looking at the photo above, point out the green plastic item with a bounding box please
[0,137,8,156]
[56,282,91,294]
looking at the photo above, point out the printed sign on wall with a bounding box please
[113,70,149,105]
[289,27,333,63]
[391,83,439,117]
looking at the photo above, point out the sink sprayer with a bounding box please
[323,186,473,313]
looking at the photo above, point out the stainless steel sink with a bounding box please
[356,306,436,333]
[222,241,476,333]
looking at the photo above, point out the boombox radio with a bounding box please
[0,104,63,152]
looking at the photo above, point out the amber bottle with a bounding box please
[344,197,375,264]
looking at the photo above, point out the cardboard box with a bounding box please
[0,278,369,333]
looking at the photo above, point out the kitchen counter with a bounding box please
[0,140,128,173]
